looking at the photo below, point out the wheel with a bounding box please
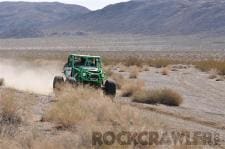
[65,78,78,87]
[53,76,64,90]
[104,80,116,97]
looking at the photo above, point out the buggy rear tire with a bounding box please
[104,80,116,97]
[53,76,64,90]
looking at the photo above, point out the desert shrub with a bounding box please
[110,73,125,89]
[103,55,187,69]
[102,57,120,66]
[194,60,225,75]
[148,59,180,68]
[44,85,99,128]
[118,64,127,72]
[132,90,159,104]
[129,66,139,79]
[0,90,21,125]
[44,84,161,132]
[142,65,150,71]
[129,71,138,79]
[121,80,144,97]
[208,69,218,79]
[123,56,144,67]
[159,89,183,106]
[104,66,113,77]
[208,74,217,79]
[0,89,22,137]
[161,67,169,75]
[216,77,224,81]
[133,88,183,106]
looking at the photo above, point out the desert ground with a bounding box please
[0,36,225,148]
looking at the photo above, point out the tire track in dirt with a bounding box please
[126,102,225,131]
[119,101,225,149]
[178,70,225,100]
[135,67,225,141]
[177,68,225,114]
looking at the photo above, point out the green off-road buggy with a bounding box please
[53,54,116,96]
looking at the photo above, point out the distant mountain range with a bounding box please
[0,2,90,38]
[0,0,225,38]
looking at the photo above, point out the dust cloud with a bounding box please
[0,59,63,95]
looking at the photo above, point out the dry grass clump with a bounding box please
[142,65,150,71]
[0,89,22,137]
[123,56,144,67]
[44,85,98,128]
[0,78,4,86]
[133,88,183,106]
[195,60,225,75]
[0,134,75,149]
[216,77,224,81]
[208,69,218,79]
[129,66,139,79]
[3,85,163,148]
[0,90,21,125]
[148,59,180,68]
[208,74,217,79]
[103,55,187,69]
[121,80,145,97]
[44,84,161,133]
[104,65,113,77]
[129,71,138,79]
[110,73,125,89]
[161,67,169,75]
[171,64,188,71]
[118,64,127,72]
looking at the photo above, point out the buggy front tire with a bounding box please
[104,80,116,97]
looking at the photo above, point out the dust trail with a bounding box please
[0,59,63,95]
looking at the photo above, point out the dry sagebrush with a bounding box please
[110,73,125,89]
[133,88,183,106]
[0,89,22,137]
[121,80,145,97]
[0,89,22,125]
[44,84,158,130]
[129,66,139,79]
[195,60,225,75]
[161,67,169,75]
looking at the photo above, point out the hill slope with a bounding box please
[66,0,225,36]
[1,1,225,38]
[0,2,90,38]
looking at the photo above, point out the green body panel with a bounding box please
[63,54,106,87]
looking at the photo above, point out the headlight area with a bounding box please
[82,72,87,77]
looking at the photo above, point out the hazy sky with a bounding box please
[0,0,130,10]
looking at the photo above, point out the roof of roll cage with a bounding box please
[70,54,100,58]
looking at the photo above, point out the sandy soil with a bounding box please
[115,65,225,147]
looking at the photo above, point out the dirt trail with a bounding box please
[132,66,225,143]
[137,67,225,121]
[113,66,225,148]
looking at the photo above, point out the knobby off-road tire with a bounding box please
[104,80,116,97]
[53,76,64,90]
[65,78,78,88]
